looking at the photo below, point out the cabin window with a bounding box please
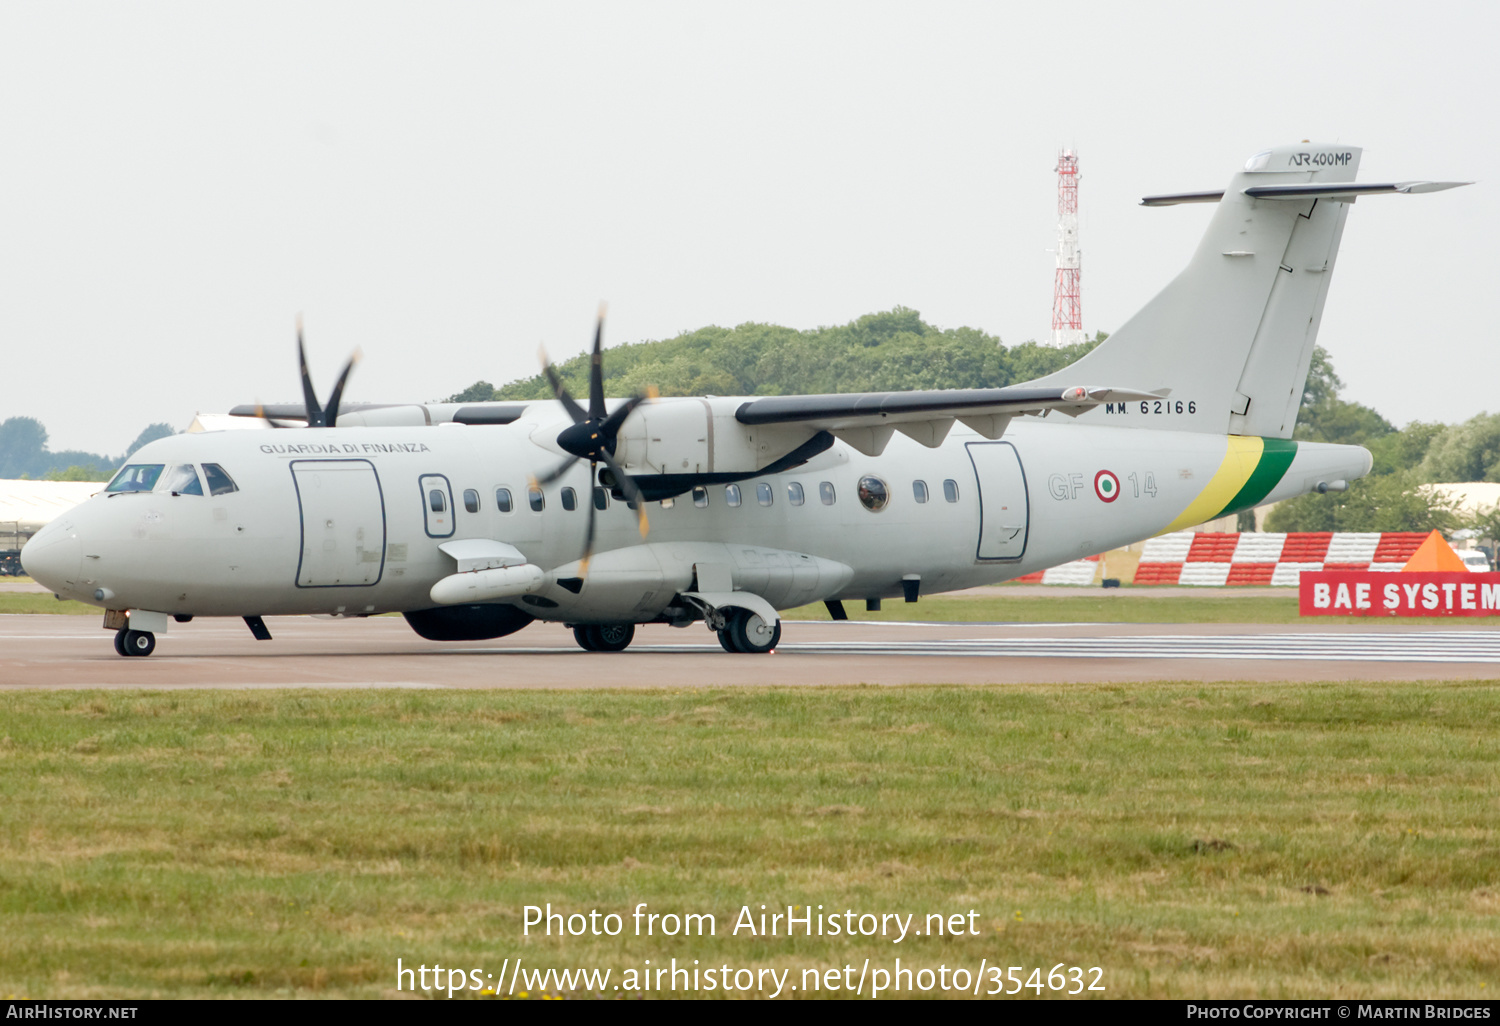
[495,487,514,513]
[943,479,960,503]
[160,464,203,496]
[594,487,610,511]
[787,481,805,506]
[725,484,742,507]
[429,489,447,513]
[202,464,238,496]
[756,482,774,507]
[912,479,929,504]
[463,488,480,513]
[561,487,578,511]
[857,476,889,512]
[692,486,709,508]
[528,486,545,512]
[106,464,163,493]
[819,481,836,506]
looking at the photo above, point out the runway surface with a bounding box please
[5,613,1500,688]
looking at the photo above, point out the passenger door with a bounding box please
[291,460,387,587]
[966,442,1029,560]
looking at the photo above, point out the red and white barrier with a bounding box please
[1133,532,1430,586]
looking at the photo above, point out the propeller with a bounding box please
[531,305,652,577]
[256,318,360,428]
[297,318,360,427]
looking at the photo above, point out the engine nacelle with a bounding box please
[612,397,820,476]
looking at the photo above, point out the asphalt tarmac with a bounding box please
[5,613,1500,688]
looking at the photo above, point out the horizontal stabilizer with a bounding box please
[1140,190,1226,207]
[1143,181,1471,206]
[1243,181,1472,201]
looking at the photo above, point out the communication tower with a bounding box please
[1050,148,1083,347]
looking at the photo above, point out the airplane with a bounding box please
[21,143,1469,658]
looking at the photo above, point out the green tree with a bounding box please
[444,381,498,403]
[490,310,1102,401]
[1415,411,1500,483]
[1366,421,1446,477]
[1292,346,1393,446]
[1266,471,1461,533]
[122,423,175,460]
[45,464,111,482]
[0,417,49,478]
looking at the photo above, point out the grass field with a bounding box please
[2,685,1496,999]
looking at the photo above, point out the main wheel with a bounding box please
[122,629,155,657]
[113,628,130,657]
[572,625,598,651]
[590,623,635,652]
[717,628,742,653]
[726,609,780,654]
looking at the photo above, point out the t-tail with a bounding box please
[1028,143,1469,438]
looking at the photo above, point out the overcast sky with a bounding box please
[2,0,1495,454]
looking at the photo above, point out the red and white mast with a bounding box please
[1050,148,1083,347]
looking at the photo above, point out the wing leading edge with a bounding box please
[734,384,1164,456]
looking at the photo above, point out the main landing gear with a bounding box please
[717,608,780,654]
[113,628,155,657]
[572,623,636,652]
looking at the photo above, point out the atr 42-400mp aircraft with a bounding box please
[23,144,1469,657]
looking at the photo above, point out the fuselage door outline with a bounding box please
[290,459,388,589]
[419,473,456,539]
[965,441,1030,561]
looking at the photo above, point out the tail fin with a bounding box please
[1028,143,1468,438]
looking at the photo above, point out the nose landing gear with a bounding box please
[113,628,156,657]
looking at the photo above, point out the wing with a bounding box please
[733,384,1165,455]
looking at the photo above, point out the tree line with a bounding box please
[0,418,174,481]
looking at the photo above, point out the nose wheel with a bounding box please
[113,628,156,657]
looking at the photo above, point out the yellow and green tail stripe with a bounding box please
[1161,436,1297,534]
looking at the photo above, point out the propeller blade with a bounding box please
[598,447,649,539]
[296,321,326,428]
[540,347,587,424]
[598,392,648,445]
[322,349,361,428]
[532,456,580,487]
[588,303,607,423]
[578,461,599,579]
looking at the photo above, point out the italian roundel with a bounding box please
[1094,470,1120,503]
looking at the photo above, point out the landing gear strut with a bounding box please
[717,608,780,654]
[572,623,636,652]
[114,628,155,657]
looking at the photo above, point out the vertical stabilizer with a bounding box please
[1028,143,1364,437]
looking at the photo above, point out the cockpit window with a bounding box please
[160,464,203,495]
[202,464,239,496]
[106,464,164,493]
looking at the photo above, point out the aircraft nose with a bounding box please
[20,523,83,594]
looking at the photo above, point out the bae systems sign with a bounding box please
[1298,530,1500,618]
[1300,572,1500,617]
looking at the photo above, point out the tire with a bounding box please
[113,629,130,657]
[572,625,598,651]
[718,628,742,653]
[122,629,155,657]
[590,623,635,652]
[727,609,780,654]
